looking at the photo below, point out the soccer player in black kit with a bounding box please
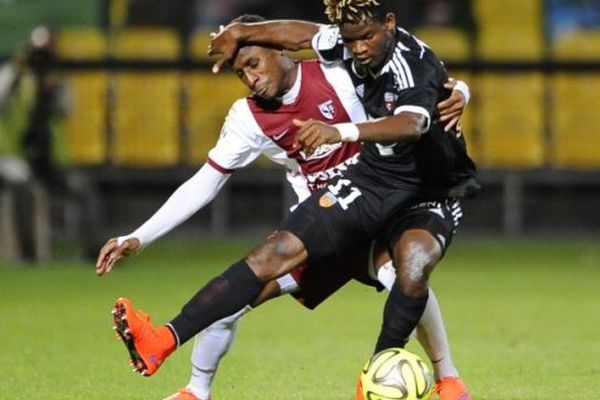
[99,2,478,398]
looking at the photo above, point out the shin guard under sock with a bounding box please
[169,260,264,345]
[375,283,428,353]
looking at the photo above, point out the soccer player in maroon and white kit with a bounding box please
[96,14,471,400]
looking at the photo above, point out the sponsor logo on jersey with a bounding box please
[305,153,360,192]
[319,192,338,208]
[300,142,343,161]
[411,201,442,210]
[318,100,336,120]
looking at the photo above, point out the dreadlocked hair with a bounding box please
[324,0,382,24]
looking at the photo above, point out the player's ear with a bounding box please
[384,12,396,33]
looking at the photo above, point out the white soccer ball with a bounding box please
[357,348,433,400]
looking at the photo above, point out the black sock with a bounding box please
[374,283,429,353]
[169,259,264,345]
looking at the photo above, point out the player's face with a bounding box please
[232,46,288,100]
[339,13,397,70]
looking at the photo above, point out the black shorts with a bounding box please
[287,197,462,309]
[383,198,463,256]
[280,177,418,264]
[289,240,380,310]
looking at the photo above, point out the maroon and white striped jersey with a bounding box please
[207,59,366,204]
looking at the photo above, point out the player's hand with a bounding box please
[437,78,467,132]
[293,119,341,156]
[95,237,141,276]
[208,24,240,74]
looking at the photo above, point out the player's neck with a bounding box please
[371,29,398,74]
[281,60,299,95]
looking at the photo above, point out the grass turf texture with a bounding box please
[1,239,599,399]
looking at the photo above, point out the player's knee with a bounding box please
[246,231,306,281]
[394,232,441,294]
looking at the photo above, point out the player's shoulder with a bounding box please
[229,97,251,113]
[396,28,444,67]
[222,98,260,137]
[225,97,254,121]
[390,29,446,82]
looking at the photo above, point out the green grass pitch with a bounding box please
[1,238,599,399]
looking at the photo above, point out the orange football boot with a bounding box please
[435,376,472,400]
[162,388,210,400]
[112,297,176,376]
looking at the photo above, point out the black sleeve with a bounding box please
[393,51,447,122]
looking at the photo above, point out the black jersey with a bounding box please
[312,26,479,198]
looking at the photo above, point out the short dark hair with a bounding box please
[230,14,267,24]
[323,0,385,24]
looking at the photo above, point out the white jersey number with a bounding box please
[327,178,362,210]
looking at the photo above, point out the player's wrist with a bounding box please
[454,80,470,105]
[116,235,141,248]
[335,123,360,142]
[232,22,253,43]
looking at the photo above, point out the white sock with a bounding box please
[187,305,252,399]
[376,260,396,291]
[416,289,459,380]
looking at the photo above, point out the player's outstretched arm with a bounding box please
[95,237,140,276]
[293,112,426,155]
[209,20,319,73]
[436,78,470,132]
[94,164,231,276]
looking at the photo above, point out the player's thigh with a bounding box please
[384,199,462,290]
[246,230,307,281]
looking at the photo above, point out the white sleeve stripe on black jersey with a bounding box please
[394,105,431,133]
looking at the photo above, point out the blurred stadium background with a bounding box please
[0,0,599,262]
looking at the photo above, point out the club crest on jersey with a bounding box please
[318,100,336,120]
[319,191,338,208]
[384,92,397,112]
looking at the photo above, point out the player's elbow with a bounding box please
[393,112,428,142]
[404,117,426,142]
